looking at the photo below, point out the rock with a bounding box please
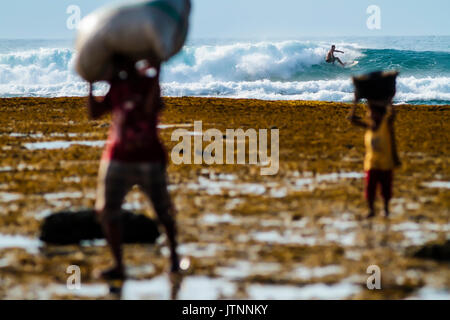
[413,240,450,262]
[39,209,160,245]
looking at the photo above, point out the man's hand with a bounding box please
[87,81,111,120]
[88,82,95,98]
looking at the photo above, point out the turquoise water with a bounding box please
[295,48,450,80]
[0,36,449,104]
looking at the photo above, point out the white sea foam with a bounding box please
[0,40,449,104]
[164,41,361,82]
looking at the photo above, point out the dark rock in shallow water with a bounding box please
[40,209,160,245]
[413,240,450,262]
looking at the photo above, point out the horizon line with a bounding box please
[0,34,449,41]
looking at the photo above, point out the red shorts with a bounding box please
[365,170,393,202]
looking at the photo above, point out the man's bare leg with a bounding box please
[157,207,180,273]
[148,168,180,273]
[336,57,345,66]
[100,215,125,279]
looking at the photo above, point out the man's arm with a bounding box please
[335,50,344,53]
[87,83,112,120]
[143,65,163,113]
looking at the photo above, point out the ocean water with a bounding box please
[0,36,449,104]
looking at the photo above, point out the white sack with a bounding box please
[75,0,191,81]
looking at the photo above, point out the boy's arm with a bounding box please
[386,105,401,167]
[386,104,396,124]
[87,83,112,120]
[347,104,369,128]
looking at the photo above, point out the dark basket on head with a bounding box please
[353,70,399,102]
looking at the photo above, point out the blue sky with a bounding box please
[0,0,449,39]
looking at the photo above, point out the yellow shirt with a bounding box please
[364,111,394,171]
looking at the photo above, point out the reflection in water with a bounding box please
[108,272,185,300]
[380,221,391,248]
[169,272,184,300]
[108,279,124,299]
[363,217,391,250]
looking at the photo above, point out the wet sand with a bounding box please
[0,97,449,299]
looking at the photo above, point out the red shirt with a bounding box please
[89,67,167,163]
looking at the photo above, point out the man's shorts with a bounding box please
[365,169,393,202]
[95,161,172,222]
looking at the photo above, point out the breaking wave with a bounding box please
[0,39,449,104]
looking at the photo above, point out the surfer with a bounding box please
[326,45,345,66]
[88,55,180,279]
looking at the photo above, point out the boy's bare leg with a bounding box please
[367,199,376,219]
[366,171,377,218]
[383,199,390,218]
[336,57,345,66]
[381,171,393,218]
[390,123,401,167]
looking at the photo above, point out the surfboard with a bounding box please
[345,61,359,68]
